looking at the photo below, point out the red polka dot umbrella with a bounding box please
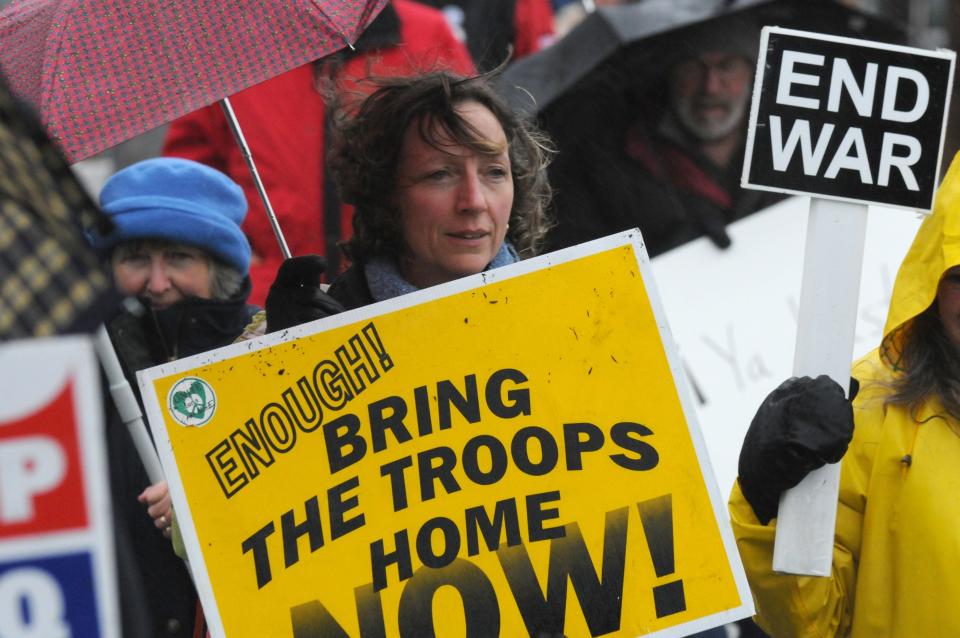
[0,0,389,164]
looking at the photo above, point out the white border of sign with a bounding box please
[138,231,754,638]
[0,336,120,638]
[741,26,956,212]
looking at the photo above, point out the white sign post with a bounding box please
[742,27,955,575]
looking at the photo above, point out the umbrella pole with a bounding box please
[219,97,292,259]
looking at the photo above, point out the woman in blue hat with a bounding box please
[90,156,257,638]
[92,156,256,360]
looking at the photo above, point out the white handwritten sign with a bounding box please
[650,196,922,495]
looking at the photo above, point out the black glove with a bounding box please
[738,375,855,524]
[265,255,345,333]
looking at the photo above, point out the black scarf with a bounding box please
[107,277,256,379]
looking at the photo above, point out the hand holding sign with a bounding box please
[139,482,174,539]
[737,375,853,524]
[265,255,345,333]
[741,28,955,575]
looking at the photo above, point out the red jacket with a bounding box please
[162,0,474,305]
[514,0,555,59]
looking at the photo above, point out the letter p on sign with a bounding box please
[0,381,89,539]
[0,438,67,524]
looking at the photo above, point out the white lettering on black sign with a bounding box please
[742,27,955,210]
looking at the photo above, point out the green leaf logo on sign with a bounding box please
[168,377,217,427]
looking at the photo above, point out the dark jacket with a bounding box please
[546,111,783,257]
[104,280,257,638]
[326,263,375,310]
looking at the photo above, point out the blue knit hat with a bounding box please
[91,158,251,273]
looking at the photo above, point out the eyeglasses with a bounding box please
[672,55,753,84]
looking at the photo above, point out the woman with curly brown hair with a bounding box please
[263,70,553,329]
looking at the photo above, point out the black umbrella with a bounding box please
[498,0,903,119]
[495,0,904,258]
[0,72,116,339]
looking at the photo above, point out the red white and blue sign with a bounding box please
[0,337,119,638]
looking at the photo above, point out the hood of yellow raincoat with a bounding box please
[881,152,960,370]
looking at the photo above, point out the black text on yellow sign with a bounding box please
[231,364,677,635]
[288,494,683,637]
[141,239,750,637]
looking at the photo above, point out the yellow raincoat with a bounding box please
[729,153,960,638]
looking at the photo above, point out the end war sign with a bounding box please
[743,27,956,210]
[0,337,119,638]
[138,234,752,638]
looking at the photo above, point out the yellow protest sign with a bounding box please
[139,233,752,638]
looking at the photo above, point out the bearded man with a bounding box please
[545,16,785,256]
